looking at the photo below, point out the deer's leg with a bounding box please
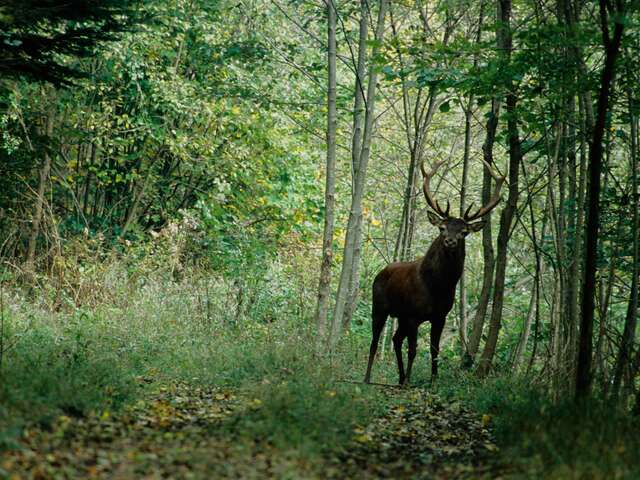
[364,309,387,383]
[393,323,407,385]
[404,325,418,386]
[429,320,445,385]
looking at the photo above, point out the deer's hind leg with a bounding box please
[393,322,408,385]
[364,307,387,383]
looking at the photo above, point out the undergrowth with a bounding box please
[1,250,638,477]
[0,261,390,459]
[435,369,640,479]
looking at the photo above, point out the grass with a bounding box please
[0,269,392,459]
[434,368,640,479]
[1,262,639,478]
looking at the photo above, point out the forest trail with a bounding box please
[2,380,509,479]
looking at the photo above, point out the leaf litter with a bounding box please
[327,388,511,479]
[1,380,511,479]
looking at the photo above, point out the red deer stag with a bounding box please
[364,159,504,385]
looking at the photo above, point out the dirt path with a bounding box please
[2,381,510,479]
[328,388,507,479]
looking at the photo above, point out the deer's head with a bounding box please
[421,159,505,250]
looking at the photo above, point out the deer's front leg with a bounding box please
[429,319,444,385]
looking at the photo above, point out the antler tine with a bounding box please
[480,158,504,183]
[464,160,506,221]
[463,203,474,219]
[421,160,449,218]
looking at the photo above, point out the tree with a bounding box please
[330,0,388,348]
[610,65,638,402]
[0,0,140,85]
[475,0,523,378]
[315,0,338,343]
[575,0,626,400]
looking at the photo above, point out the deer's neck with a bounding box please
[419,236,465,288]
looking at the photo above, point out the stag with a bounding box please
[364,159,504,385]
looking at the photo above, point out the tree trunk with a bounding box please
[25,106,55,271]
[463,98,499,368]
[561,0,594,376]
[566,94,588,376]
[476,0,522,377]
[576,0,624,400]
[513,185,547,373]
[458,96,473,354]
[512,269,538,372]
[330,0,388,348]
[575,0,624,400]
[611,87,639,401]
[475,97,522,376]
[315,0,338,344]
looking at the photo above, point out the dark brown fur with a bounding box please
[364,217,480,385]
[365,160,503,385]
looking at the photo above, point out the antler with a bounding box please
[420,159,450,218]
[463,159,506,222]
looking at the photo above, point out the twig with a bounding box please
[337,379,411,389]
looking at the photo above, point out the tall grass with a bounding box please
[433,368,640,479]
[4,241,637,477]
[0,254,390,456]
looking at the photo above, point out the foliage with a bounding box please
[0,0,142,84]
[436,370,640,478]
[0,0,639,477]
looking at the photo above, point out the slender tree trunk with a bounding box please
[330,0,388,347]
[83,143,97,217]
[25,106,55,271]
[343,214,363,327]
[513,170,548,373]
[458,97,473,353]
[330,0,367,344]
[566,94,587,376]
[559,0,592,378]
[475,98,522,377]
[575,0,624,400]
[512,268,539,372]
[546,124,575,387]
[476,0,522,377]
[611,87,639,401]
[595,207,621,390]
[463,99,499,368]
[456,2,485,355]
[315,0,338,344]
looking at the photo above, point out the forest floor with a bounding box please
[2,377,512,479]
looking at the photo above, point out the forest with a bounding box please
[0,0,639,478]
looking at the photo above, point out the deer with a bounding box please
[364,159,505,386]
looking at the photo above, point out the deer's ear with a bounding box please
[427,211,443,227]
[468,220,486,232]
